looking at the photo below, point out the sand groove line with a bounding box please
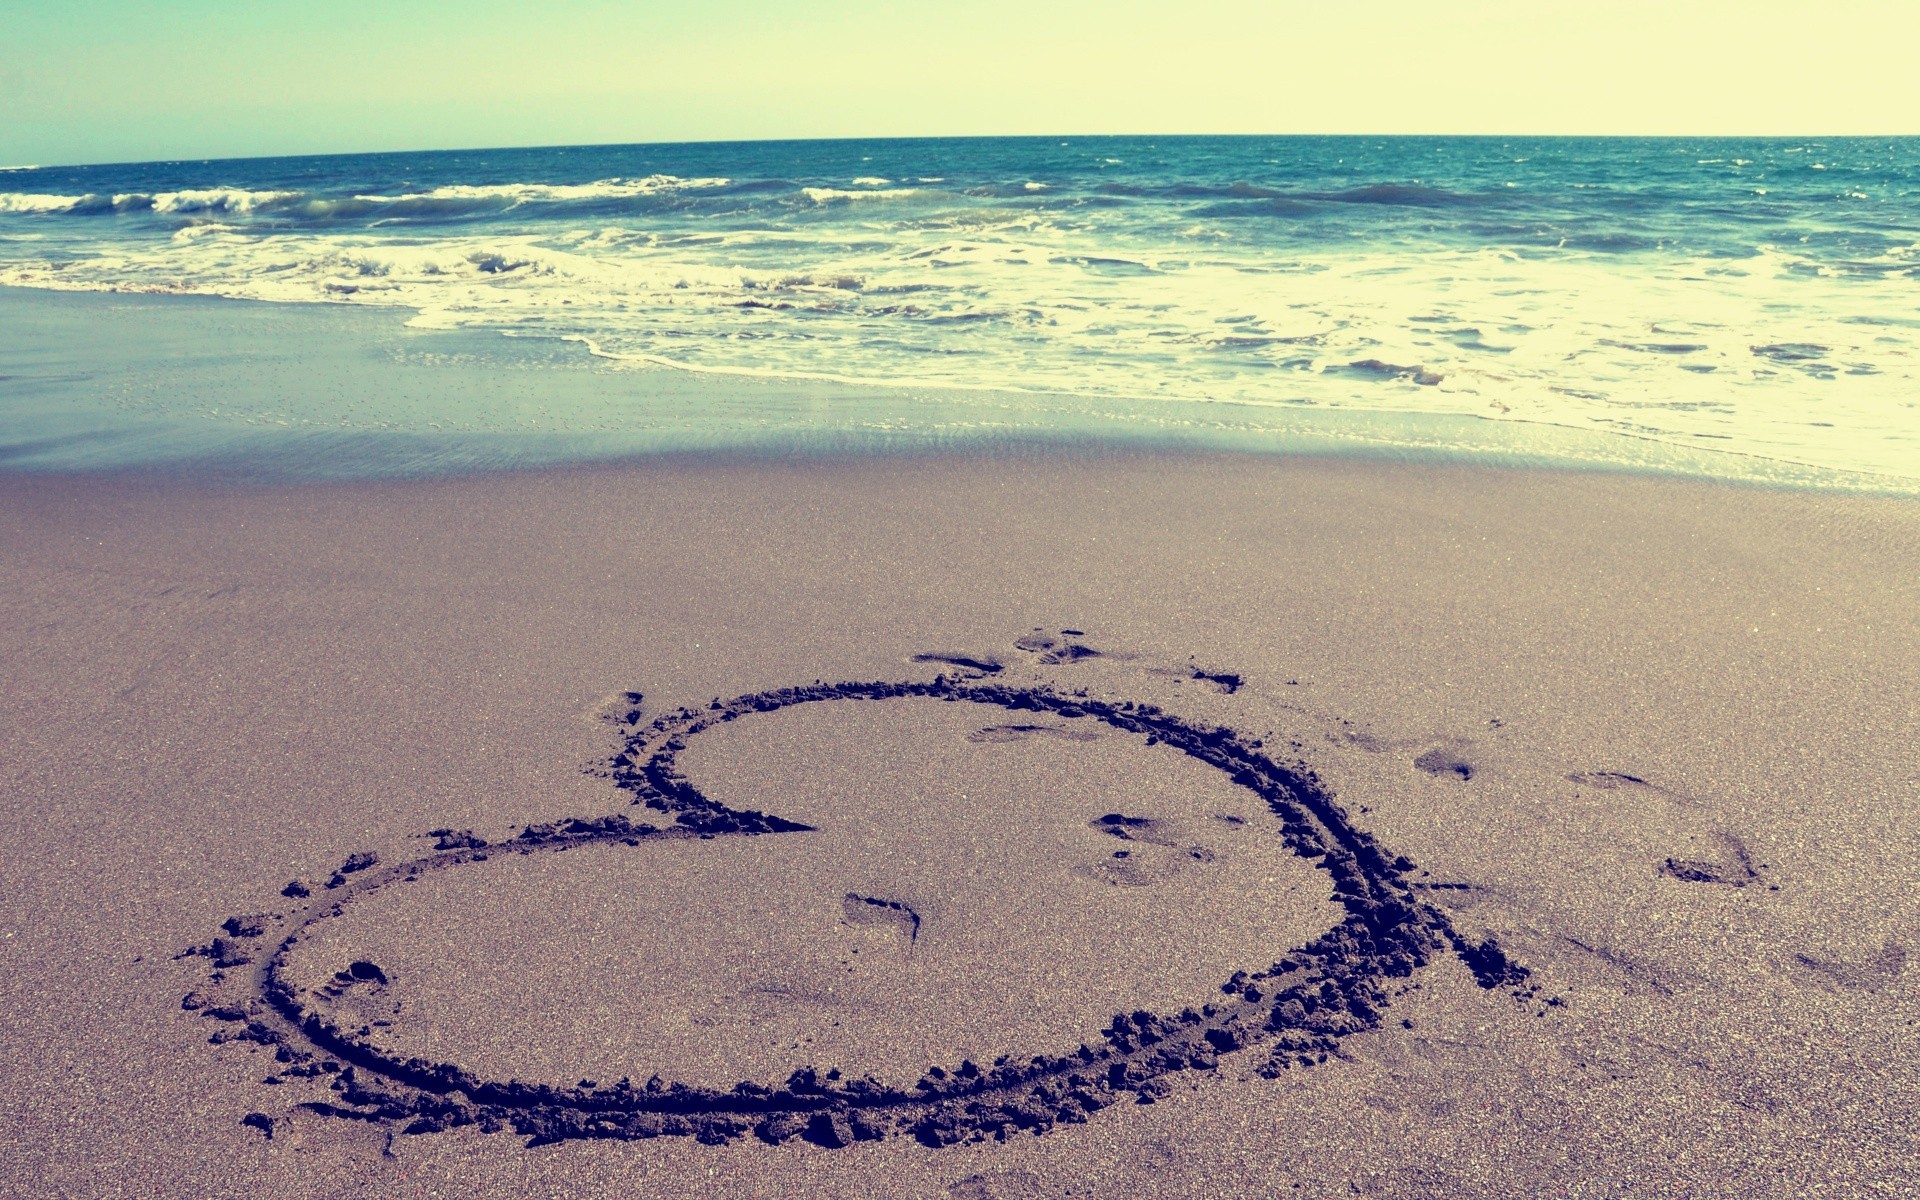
[193,671,1533,1149]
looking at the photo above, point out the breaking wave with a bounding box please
[0,176,731,220]
[802,186,927,203]
[0,192,88,214]
[356,175,729,205]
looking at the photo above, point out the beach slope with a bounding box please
[2,453,1915,1198]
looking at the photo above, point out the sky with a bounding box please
[2,0,1917,166]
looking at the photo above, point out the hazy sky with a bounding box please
[3,0,1916,165]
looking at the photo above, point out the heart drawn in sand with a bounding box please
[184,641,1532,1150]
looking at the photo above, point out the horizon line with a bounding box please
[12,130,1920,173]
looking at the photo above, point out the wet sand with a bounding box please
[2,451,1916,1198]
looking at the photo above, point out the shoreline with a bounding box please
[3,284,1913,496]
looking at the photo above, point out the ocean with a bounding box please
[2,136,1916,484]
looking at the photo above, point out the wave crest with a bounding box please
[803,187,924,203]
[1,177,731,222]
[149,188,301,214]
[357,175,730,206]
[0,192,86,214]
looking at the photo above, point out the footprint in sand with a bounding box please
[1564,770,1768,888]
[841,892,923,944]
[1013,629,1104,664]
[1414,748,1477,781]
[1074,811,1230,886]
[1790,940,1910,993]
[949,1168,1048,1200]
[1660,831,1760,887]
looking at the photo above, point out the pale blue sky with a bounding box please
[3,0,1916,166]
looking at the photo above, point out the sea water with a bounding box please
[2,136,1915,484]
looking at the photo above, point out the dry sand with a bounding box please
[2,451,1916,1198]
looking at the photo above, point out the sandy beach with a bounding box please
[2,450,1915,1198]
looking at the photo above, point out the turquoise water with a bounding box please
[3,136,1916,484]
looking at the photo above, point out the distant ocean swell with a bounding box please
[1,137,1915,479]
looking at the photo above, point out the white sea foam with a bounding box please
[802,187,923,203]
[850,176,892,186]
[170,222,242,242]
[0,193,85,214]
[356,175,728,206]
[148,188,299,214]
